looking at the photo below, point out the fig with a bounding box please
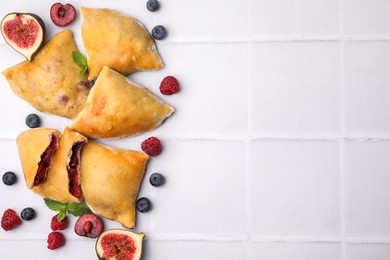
[1,13,45,61]
[74,213,103,238]
[50,3,76,27]
[96,229,144,260]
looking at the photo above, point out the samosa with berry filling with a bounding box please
[2,30,91,119]
[81,7,163,80]
[32,127,87,203]
[71,66,174,138]
[16,128,61,190]
[80,141,148,228]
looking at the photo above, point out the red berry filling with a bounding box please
[33,133,59,186]
[67,140,86,199]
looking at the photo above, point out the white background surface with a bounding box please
[0,0,390,259]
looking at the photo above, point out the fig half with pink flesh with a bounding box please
[96,230,144,260]
[1,13,45,61]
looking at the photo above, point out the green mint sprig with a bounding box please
[44,198,91,221]
[72,51,88,75]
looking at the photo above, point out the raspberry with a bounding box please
[141,137,162,156]
[50,214,68,231]
[47,231,65,250]
[1,209,22,231]
[159,76,180,95]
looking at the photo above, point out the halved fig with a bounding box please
[96,230,144,260]
[16,128,61,189]
[1,13,45,61]
[75,213,103,238]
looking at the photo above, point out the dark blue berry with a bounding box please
[2,171,17,186]
[25,113,40,128]
[146,0,160,12]
[136,197,152,213]
[149,172,165,187]
[152,25,167,40]
[21,207,36,221]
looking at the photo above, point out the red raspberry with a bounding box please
[159,76,180,95]
[141,137,162,156]
[47,231,65,250]
[50,214,68,231]
[1,209,22,231]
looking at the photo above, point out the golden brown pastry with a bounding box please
[32,127,87,203]
[81,7,164,80]
[71,66,174,138]
[16,128,61,189]
[80,141,148,229]
[2,30,91,119]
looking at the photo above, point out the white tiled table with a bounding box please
[1,0,390,259]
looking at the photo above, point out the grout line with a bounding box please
[3,135,390,142]
[245,0,253,259]
[339,0,347,259]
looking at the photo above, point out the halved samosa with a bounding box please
[32,127,87,203]
[2,30,92,119]
[71,66,174,138]
[80,141,148,229]
[81,7,164,80]
[16,128,61,189]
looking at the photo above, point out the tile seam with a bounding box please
[339,0,347,259]
[245,0,253,259]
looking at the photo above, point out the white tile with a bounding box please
[143,43,248,138]
[145,240,246,260]
[345,141,390,237]
[344,42,390,134]
[153,0,249,40]
[250,141,340,237]
[151,140,246,236]
[346,244,390,260]
[251,42,340,136]
[251,0,339,36]
[344,0,390,35]
[250,242,341,260]
[1,239,96,260]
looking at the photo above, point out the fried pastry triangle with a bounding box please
[80,140,148,229]
[71,66,174,138]
[81,7,164,80]
[32,127,87,203]
[2,30,91,119]
[16,128,61,189]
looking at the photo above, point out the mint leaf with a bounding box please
[44,198,67,212]
[72,51,88,75]
[67,203,91,217]
[57,211,67,222]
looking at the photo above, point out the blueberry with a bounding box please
[152,25,167,40]
[25,113,40,128]
[136,197,152,213]
[146,0,160,12]
[2,171,17,186]
[149,172,165,187]
[21,207,36,221]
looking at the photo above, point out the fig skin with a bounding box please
[96,229,144,260]
[1,13,46,61]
